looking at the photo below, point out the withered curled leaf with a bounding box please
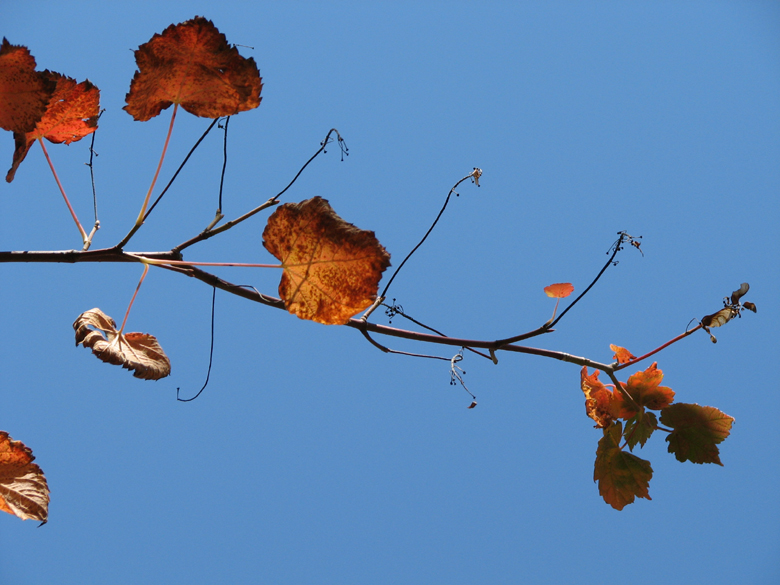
[73,308,171,380]
[0,431,49,523]
[730,282,749,305]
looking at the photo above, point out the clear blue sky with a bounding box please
[2,2,779,583]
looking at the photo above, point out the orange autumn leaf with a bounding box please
[580,367,623,428]
[73,308,171,380]
[6,71,99,182]
[0,38,56,134]
[544,282,574,298]
[594,421,653,510]
[610,344,636,364]
[124,16,262,121]
[263,196,392,325]
[660,403,734,465]
[621,362,675,414]
[0,431,49,523]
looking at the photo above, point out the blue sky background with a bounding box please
[2,2,779,583]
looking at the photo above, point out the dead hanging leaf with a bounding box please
[0,431,49,523]
[6,71,99,182]
[544,282,574,298]
[73,308,171,380]
[660,403,734,465]
[730,282,749,305]
[0,38,56,134]
[594,421,653,510]
[124,16,262,121]
[610,344,636,364]
[263,197,392,325]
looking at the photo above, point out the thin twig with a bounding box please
[177,286,217,402]
[172,128,345,254]
[380,168,481,299]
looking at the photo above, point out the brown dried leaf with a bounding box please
[124,16,262,121]
[73,308,171,380]
[263,197,391,325]
[0,431,49,523]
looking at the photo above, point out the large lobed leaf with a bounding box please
[263,197,391,325]
[6,71,99,182]
[73,308,171,380]
[124,16,262,121]
[660,403,734,465]
[0,431,49,523]
[594,422,653,510]
[0,38,56,134]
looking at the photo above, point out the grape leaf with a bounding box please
[594,422,653,510]
[620,362,675,415]
[624,410,657,451]
[580,367,622,428]
[263,197,392,325]
[610,344,636,364]
[73,308,171,380]
[660,403,734,465]
[0,431,49,523]
[124,16,262,121]
[544,282,574,298]
[6,71,99,182]
[0,38,56,134]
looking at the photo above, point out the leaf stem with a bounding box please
[39,138,87,243]
[131,255,281,269]
[116,104,178,249]
[119,264,149,335]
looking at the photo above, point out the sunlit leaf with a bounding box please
[73,308,171,380]
[594,422,652,510]
[0,38,56,134]
[124,16,262,121]
[263,197,391,325]
[580,367,622,429]
[0,431,49,523]
[621,362,675,413]
[701,307,736,329]
[6,71,99,182]
[544,282,574,298]
[610,344,636,364]
[660,403,734,465]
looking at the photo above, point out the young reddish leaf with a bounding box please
[124,16,262,121]
[0,38,56,134]
[6,71,99,182]
[580,367,622,428]
[660,403,734,465]
[0,431,49,523]
[263,197,392,325]
[622,362,675,411]
[73,308,171,380]
[624,411,657,451]
[594,422,653,510]
[544,282,574,298]
[609,344,636,364]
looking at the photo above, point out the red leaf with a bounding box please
[124,17,262,121]
[580,367,622,428]
[609,344,636,364]
[544,282,574,298]
[621,362,675,413]
[6,71,99,182]
[0,38,56,134]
